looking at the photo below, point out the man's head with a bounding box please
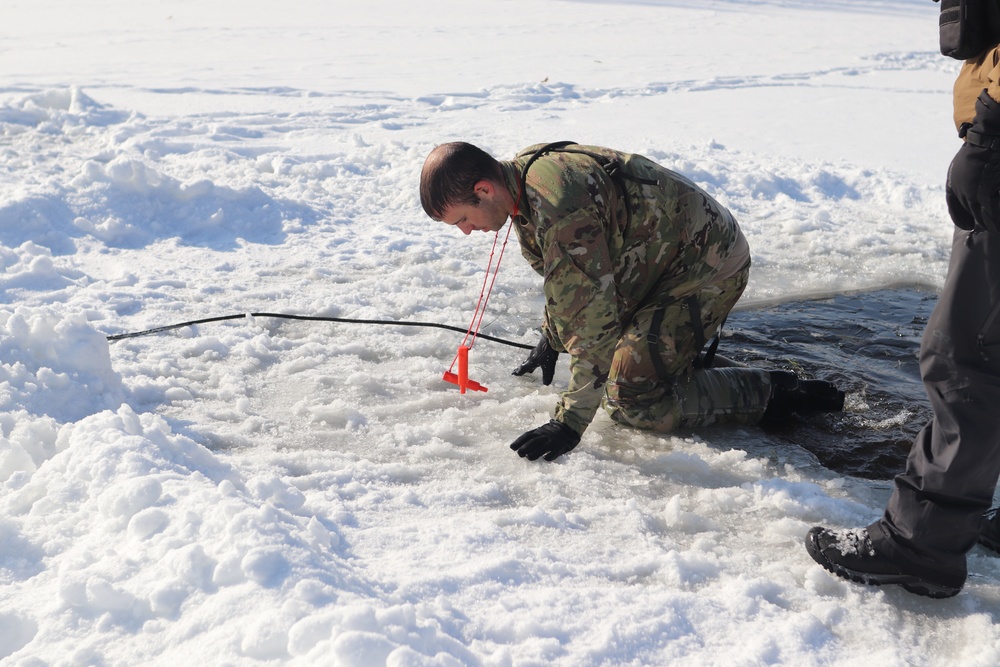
[420,142,512,235]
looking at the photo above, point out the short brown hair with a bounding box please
[419,142,502,219]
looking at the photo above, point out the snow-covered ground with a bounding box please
[4,1,998,665]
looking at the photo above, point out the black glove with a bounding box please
[509,420,581,461]
[511,334,559,385]
[946,90,1000,233]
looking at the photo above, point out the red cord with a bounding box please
[446,223,513,374]
[447,176,523,374]
[444,175,524,392]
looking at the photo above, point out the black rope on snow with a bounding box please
[105,312,536,350]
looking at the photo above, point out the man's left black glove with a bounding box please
[946,90,1000,233]
[511,334,559,385]
[509,420,581,461]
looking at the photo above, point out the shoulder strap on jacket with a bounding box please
[514,141,664,229]
[513,141,577,217]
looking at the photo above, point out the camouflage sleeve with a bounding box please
[538,201,620,436]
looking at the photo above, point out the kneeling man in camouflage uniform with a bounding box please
[420,141,843,462]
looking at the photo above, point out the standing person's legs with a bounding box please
[868,229,1000,577]
[604,266,771,432]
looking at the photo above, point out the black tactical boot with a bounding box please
[979,507,1000,554]
[761,370,845,423]
[805,526,964,598]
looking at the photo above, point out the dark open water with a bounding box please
[721,286,939,480]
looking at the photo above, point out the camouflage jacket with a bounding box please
[499,143,748,435]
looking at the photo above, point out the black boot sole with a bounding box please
[805,530,962,599]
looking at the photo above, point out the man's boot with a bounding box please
[761,370,845,423]
[980,508,1000,554]
[805,526,964,598]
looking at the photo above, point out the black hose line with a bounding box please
[106,312,535,350]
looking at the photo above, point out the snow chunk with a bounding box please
[0,306,123,424]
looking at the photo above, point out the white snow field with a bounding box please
[3,1,999,666]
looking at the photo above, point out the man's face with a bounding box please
[439,189,509,235]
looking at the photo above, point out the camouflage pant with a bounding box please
[603,262,771,432]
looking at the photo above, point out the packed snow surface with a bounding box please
[3,1,999,666]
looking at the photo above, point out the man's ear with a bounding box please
[473,180,494,197]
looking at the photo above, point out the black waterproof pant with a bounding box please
[868,228,1000,582]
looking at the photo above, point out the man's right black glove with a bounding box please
[511,334,559,385]
[946,90,1000,233]
[509,420,581,461]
